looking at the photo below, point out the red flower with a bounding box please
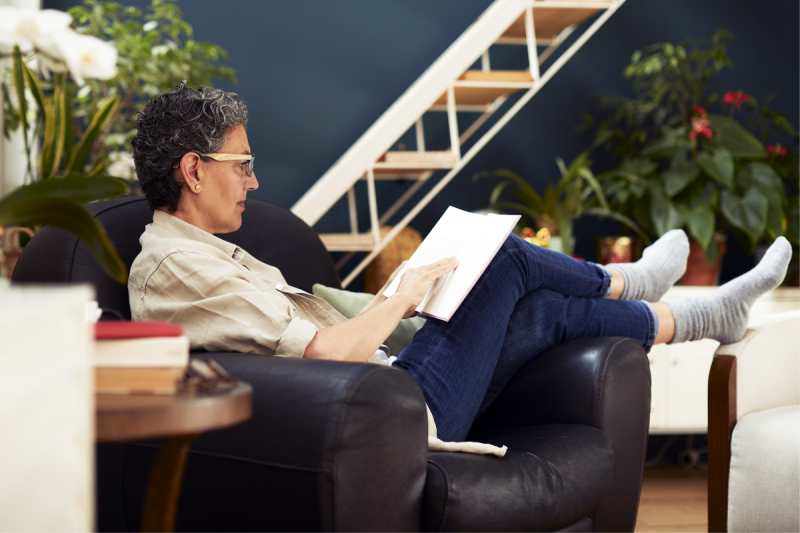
[691,104,707,117]
[689,116,713,139]
[767,144,787,157]
[723,90,749,111]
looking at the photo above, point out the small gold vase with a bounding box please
[596,236,643,265]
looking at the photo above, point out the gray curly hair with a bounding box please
[132,82,249,211]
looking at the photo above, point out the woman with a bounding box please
[130,84,791,442]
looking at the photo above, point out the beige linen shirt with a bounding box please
[129,210,352,358]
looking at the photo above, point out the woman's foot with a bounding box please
[607,229,690,301]
[666,237,792,344]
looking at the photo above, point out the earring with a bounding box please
[195,184,201,191]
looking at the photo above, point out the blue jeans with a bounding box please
[393,234,657,442]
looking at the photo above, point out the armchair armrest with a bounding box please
[715,310,800,421]
[469,337,651,532]
[469,337,650,430]
[113,354,429,532]
[708,310,800,532]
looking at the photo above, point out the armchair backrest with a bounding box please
[11,196,341,318]
[715,310,800,421]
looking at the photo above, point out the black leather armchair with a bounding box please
[12,197,651,532]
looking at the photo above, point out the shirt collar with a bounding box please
[152,210,245,262]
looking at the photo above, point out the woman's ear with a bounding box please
[177,152,203,193]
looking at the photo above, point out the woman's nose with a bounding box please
[247,173,259,191]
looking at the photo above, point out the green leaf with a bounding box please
[743,161,782,191]
[664,159,700,197]
[720,188,768,245]
[702,239,721,267]
[66,95,120,174]
[21,61,45,114]
[577,167,609,211]
[697,148,734,188]
[643,127,687,156]
[556,203,574,257]
[0,176,128,212]
[493,201,541,227]
[618,158,658,177]
[47,86,68,179]
[0,196,126,283]
[650,192,683,236]
[766,205,785,239]
[708,114,766,158]
[62,84,74,167]
[12,46,31,178]
[583,207,652,245]
[476,169,545,211]
[678,204,715,248]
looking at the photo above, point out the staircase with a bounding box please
[291,0,625,287]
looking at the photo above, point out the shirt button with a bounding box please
[276,284,283,291]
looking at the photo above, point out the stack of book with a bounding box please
[94,321,190,394]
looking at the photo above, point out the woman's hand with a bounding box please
[378,260,408,295]
[393,257,459,318]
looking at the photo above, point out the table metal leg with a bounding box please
[140,434,199,532]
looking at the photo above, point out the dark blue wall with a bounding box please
[47,0,799,286]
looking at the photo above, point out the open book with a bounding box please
[383,207,520,321]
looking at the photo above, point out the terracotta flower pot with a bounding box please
[679,235,727,286]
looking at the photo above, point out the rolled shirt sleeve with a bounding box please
[134,249,318,357]
[275,316,318,358]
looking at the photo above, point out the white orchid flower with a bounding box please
[53,30,118,85]
[0,7,72,55]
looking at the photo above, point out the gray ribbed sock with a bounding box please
[607,229,689,302]
[667,237,792,344]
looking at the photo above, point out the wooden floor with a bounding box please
[635,466,708,532]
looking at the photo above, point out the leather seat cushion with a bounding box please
[422,424,613,532]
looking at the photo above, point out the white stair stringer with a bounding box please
[292,0,625,287]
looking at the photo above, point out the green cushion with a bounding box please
[312,284,426,356]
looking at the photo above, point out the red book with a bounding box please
[95,321,183,340]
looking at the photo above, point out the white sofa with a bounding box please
[708,310,800,533]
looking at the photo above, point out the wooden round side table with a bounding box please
[96,381,252,532]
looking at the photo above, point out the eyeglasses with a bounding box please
[172,152,255,177]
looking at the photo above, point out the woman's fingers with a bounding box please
[423,256,459,278]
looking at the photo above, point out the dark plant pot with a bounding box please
[679,235,727,286]
[596,236,643,264]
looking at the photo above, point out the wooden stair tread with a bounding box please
[458,70,533,83]
[433,70,533,106]
[373,151,456,173]
[501,5,602,41]
[318,233,376,251]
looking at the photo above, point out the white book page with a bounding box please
[383,207,481,297]
[422,213,517,319]
[383,207,519,320]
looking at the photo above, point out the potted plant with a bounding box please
[584,30,798,284]
[65,0,237,181]
[0,6,128,282]
[475,144,649,258]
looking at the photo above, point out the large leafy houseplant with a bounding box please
[0,7,128,282]
[66,0,237,177]
[586,30,798,265]
[3,0,237,180]
[476,145,649,257]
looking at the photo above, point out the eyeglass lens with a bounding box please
[246,156,255,177]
